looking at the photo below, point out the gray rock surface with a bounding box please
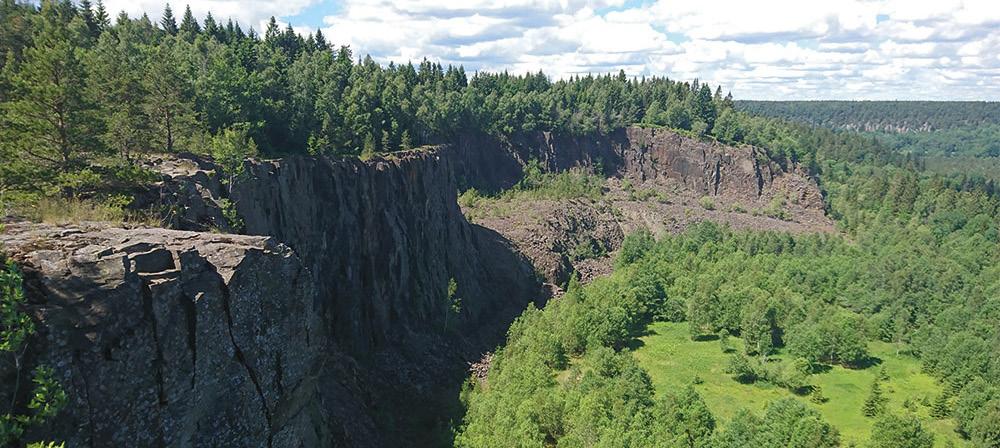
[0,223,382,447]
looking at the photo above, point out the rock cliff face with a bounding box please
[0,224,379,447]
[452,127,824,211]
[231,150,538,356]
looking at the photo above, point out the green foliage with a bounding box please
[0,259,66,446]
[869,413,935,448]
[443,277,461,332]
[811,385,827,404]
[513,160,605,201]
[864,380,888,417]
[954,379,996,436]
[0,261,33,353]
[217,198,244,232]
[615,228,654,268]
[635,321,968,446]
[736,100,1000,132]
[570,238,607,261]
[711,399,839,448]
[698,196,715,210]
[968,399,1000,448]
[211,124,259,190]
[787,310,871,367]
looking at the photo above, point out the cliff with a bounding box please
[452,127,824,210]
[1,150,541,447]
[0,126,828,447]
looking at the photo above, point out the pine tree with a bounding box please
[1,2,98,185]
[87,16,153,162]
[143,39,199,153]
[864,380,887,417]
[160,4,177,35]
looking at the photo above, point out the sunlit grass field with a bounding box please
[633,321,968,447]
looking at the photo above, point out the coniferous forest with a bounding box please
[1,1,999,448]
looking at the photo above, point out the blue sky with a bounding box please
[105,0,1000,100]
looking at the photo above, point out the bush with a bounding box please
[699,196,716,210]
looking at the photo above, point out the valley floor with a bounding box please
[633,321,968,447]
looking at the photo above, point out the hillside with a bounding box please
[735,101,1000,132]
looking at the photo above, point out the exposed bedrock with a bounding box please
[452,126,824,209]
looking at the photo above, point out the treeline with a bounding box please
[0,0,746,204]
[735,100,1000,132]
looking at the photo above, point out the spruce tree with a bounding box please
[811,385,827,404]
[178,5,200,39]
[87,16,152,162]
[160,4,177,35]
[94,0,110,29]
[203,12,220,40]
[930,392,951,419]
[78,0,100,38]
[864,380,887,417]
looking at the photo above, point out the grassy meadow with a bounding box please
[633,321,968,447]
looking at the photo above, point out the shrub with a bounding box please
[699,196,716,210]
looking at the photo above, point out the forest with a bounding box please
[735,101,1000,132]
[2,1,1000,448]
[457,162,1000,447]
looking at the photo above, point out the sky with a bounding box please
[102,0,1000,100]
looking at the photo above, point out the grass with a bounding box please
[633,321,968,447]
[458,166,605,220]
[10,196,161,227]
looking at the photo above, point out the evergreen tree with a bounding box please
[400,130,412,150]
[203,12,221,40]
[143,38,199,153]
[969,399,1000,448]
[178,4,200,39]
[811,385,827,404]
[94,0,110,29]
[87,16,152,162]
[314,28,328,51]
[78,0,100,38]
[864,380,887,417]
[0,2,98,188]
[930,392,951,419]
[160,4,177,35]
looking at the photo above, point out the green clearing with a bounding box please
[633,321,968,447]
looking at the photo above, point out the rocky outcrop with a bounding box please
[0,223,382,447]
[1,148,542,447]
